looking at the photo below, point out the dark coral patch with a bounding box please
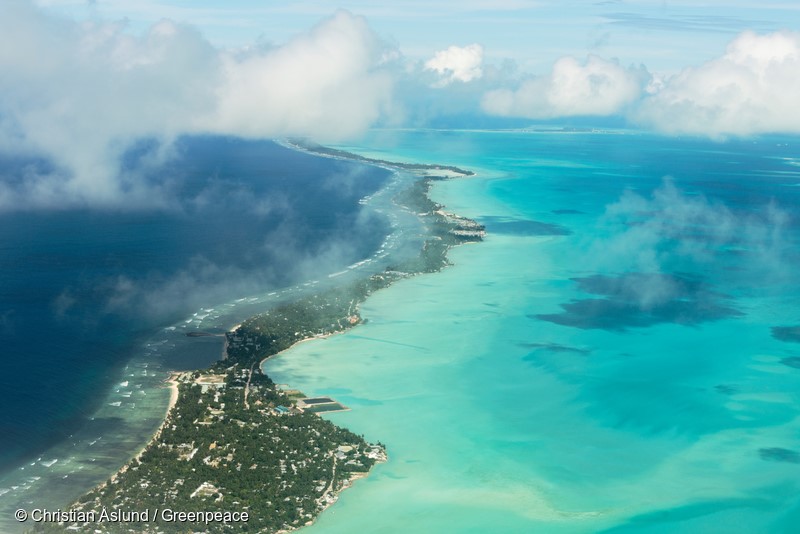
[780,357,800,369]
[552,209,585,215]
[478,216,572,236]
[759,447,800,463]
[714,384,739,395]
[519,342,591,355]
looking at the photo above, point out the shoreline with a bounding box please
[33,140,483,534]
[259,330,340,369]
[91,372,182,491]
[261,325,382,533]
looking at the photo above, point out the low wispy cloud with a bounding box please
[537,180,791,331]
[424,43,484,87]
[481,54,647,118]
[588,178,791,296]
[50,168,389,324]
[0,1,396,211]
[98,237,368,320]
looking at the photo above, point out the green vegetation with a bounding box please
[31,370,384,533]
[390,176,485,273]
[31,147,483,534]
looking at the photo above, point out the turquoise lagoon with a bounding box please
[265,130,800,533]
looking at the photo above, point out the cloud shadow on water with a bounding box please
[771,326,800,343]
[532,272,743,331]
[595,496,772,534]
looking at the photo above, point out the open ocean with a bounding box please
[0,137,393,529]
[263,129,800,533]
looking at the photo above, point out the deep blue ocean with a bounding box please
[0,137,390,474]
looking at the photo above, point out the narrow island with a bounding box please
[32,143,484,534]
[286,138,476,177]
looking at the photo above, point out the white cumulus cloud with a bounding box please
[636,30,800,137]
[424,43,484,86]
[208,10,394,140]
[0,1,395,211]
[482,54,647,118]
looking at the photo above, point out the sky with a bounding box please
[31,0,800,71]
[2,0,800,210]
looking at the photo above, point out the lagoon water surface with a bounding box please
[265,130,800,533]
